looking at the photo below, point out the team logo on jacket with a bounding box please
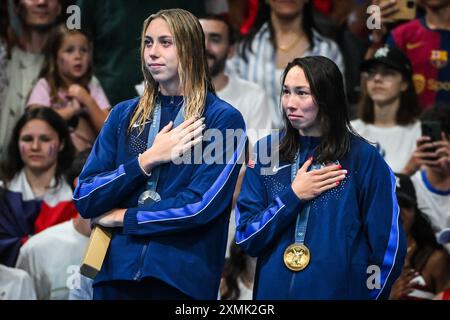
[430,50,448,69]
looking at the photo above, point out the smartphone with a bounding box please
[381,0,417,21]
[421,121,442,142]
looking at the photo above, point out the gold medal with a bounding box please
[283,243,310,271]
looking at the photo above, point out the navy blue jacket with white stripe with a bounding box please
[235,134,406,299]
[73,93,246,299]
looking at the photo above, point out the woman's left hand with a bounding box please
[92,208,126,227]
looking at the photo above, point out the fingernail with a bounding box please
[308,156,313,161]
[336,181,340,186]
[343,170,348,174]
[338,165,342,169]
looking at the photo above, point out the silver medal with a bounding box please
[138,190,161,206]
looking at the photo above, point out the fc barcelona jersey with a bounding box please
[388,17,450,109]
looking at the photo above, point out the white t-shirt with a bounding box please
[218,73,274,148]
[411,170,450,233]
[15,220,89,300]
[351,119,421,173]
[0,264,36,300]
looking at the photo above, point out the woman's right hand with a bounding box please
[291,157,347,201]
[139,116,205,173]
[402,136,443,175]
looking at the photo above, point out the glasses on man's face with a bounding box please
[365,66,398,80]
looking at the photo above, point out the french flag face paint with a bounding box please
[48,143,58,159]
[19,143,27,157]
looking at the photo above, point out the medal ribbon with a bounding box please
[291,152,312,245]
[144,98,185,193]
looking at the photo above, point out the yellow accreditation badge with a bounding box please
[283,243,310,272]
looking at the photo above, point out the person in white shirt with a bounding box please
[199,14,274,148]
[408,107,450,254]
[226,0,344,129]
[15,217,90,300]
[351,46,422,173]
[0,264,36,300]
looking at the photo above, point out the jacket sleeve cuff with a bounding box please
[123,208,139,235]
[123,157,149,180]
[278,186,303,215]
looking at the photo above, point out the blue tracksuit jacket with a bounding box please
[73,93,246,299]
[235,134,406,299]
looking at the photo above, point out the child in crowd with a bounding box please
[27,25,110,152]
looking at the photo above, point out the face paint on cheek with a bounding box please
[19,143,26,156]
[59,57,70,73]
[48,144,57,159]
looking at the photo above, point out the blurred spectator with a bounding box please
[0,264,36,299]
[220,241,255,300]
[200,15,273,256]
[312,1,368,109]
[15,149,91,300]
[200,15,273,147]
[76,0,205,106]
[15,215,90,299]
[389,174,450,300]
[0,0,11,95]
[227,0,344,129]
[0,108,76,248]
[352,46,421,172]
[407,106,450,249]
[369,0,450,110]
[27,25,110,152]
[0,0,62,160]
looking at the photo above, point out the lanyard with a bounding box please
[145,98,184,192]
[290,146,321,244]
[291,152,311,244]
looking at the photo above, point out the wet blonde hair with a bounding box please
[128,9,214,132]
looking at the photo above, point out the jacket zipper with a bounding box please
[134,244,148,280]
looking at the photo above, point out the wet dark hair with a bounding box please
[358,63,421,125]
[239,0,315,63]
[0,108,75,188]
[221,241,251,300]
[199,14,237,45]
[279,56,357,163]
